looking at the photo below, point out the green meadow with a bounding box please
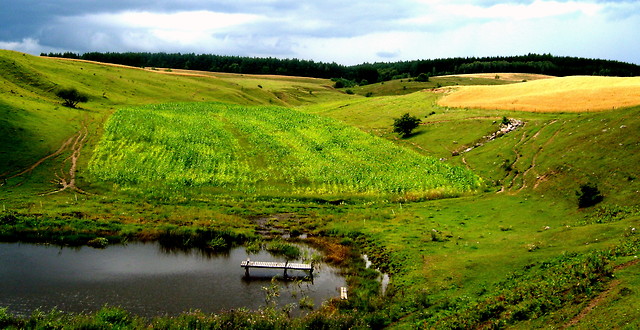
[1,49,639,328]
[89,102,481,198]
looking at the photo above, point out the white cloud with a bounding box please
[74,10,261,45]
[455,1,601,20]
[0,38,64,54]
[0,0,638,65]
[101,10,259,31]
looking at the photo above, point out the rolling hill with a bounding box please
[1,50,639,329]
[438,75,640,112]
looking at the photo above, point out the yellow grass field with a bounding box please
[438,75,640,112]
[437,72,554,82]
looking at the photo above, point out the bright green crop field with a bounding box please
[1,50,639,329]
[89,102,481,198]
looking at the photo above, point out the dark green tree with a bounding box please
[577,183,603,208]
[393,113,422,137]
[414,73,430,82]
[56,87,88,108]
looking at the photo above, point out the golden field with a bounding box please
[438,75,640,112]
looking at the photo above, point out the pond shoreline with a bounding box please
[0,241,347,318]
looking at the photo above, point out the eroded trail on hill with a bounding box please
[517,120,560,192]
[5,136,76,181]
[2,120,90,195]
[563,259,640,328]
[500,120,559,193]
[42,123,89,195]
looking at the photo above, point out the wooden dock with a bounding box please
[241,260,313,277]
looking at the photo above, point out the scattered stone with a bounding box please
[452,118,524,156]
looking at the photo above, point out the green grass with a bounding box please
[0,50,350,178]
[2,50,640,328]
[342,75,517,97]
[88,102,482,198]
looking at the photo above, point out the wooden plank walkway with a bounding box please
[241,260,313,277]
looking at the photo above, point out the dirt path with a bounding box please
[5,136,76,180]
[3,120,91,195]
[501,119,559,192]
[42,124,90,195]
[563,259,640,328]
[517,121,559,192]
[500,131,528,192]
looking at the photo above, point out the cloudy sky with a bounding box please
[1,0,638,65]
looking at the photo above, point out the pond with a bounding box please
[0,242,346,317]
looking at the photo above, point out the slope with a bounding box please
[0,50,349,183]
[88,102,481,198]
[438,76,640,112]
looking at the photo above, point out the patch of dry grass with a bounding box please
[437,72,554,82]
[438,76,640,112]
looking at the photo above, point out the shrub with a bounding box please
[87,237,109,248]
[55,87,89,108]
[96,306,132,327]
[415,73,430,82]
[331,78,356,88]
[207,237,228,251]
[577,183,603,208]
[392,113,422,137]
[0,307,16,328]
[298,296,315,310]
[266,241,301,260]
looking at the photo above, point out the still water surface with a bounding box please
[0,242,346,317]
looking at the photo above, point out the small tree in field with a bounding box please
[577,183,603,208]
[393,113,422,138]
[56,87,88,108]
[414,73,430,82]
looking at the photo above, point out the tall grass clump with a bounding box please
[89,102,482,197]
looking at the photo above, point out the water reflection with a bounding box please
[0,242,345,317]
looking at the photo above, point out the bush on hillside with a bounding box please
[392,113,422,138]
[332,78,356,88]
[56,87,89,108]
[577,183,604,208]
[414,73,430,82]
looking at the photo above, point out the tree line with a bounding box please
[42,52,640,84]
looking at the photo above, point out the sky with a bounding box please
[1,0,639,65]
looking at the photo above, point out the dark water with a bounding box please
[0,242,346,317]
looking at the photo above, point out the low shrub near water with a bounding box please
[0,308,14,328]
[265,241,301,260]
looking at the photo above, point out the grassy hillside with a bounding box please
[438,76,640,112]
[0,50,350,179]
[1,50,639,329]
[301,97,640,328]
[339,74,532,97]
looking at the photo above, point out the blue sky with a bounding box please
[1,0,639,65]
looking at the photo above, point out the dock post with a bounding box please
[283,260,288,277]
[340,287,348,300]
